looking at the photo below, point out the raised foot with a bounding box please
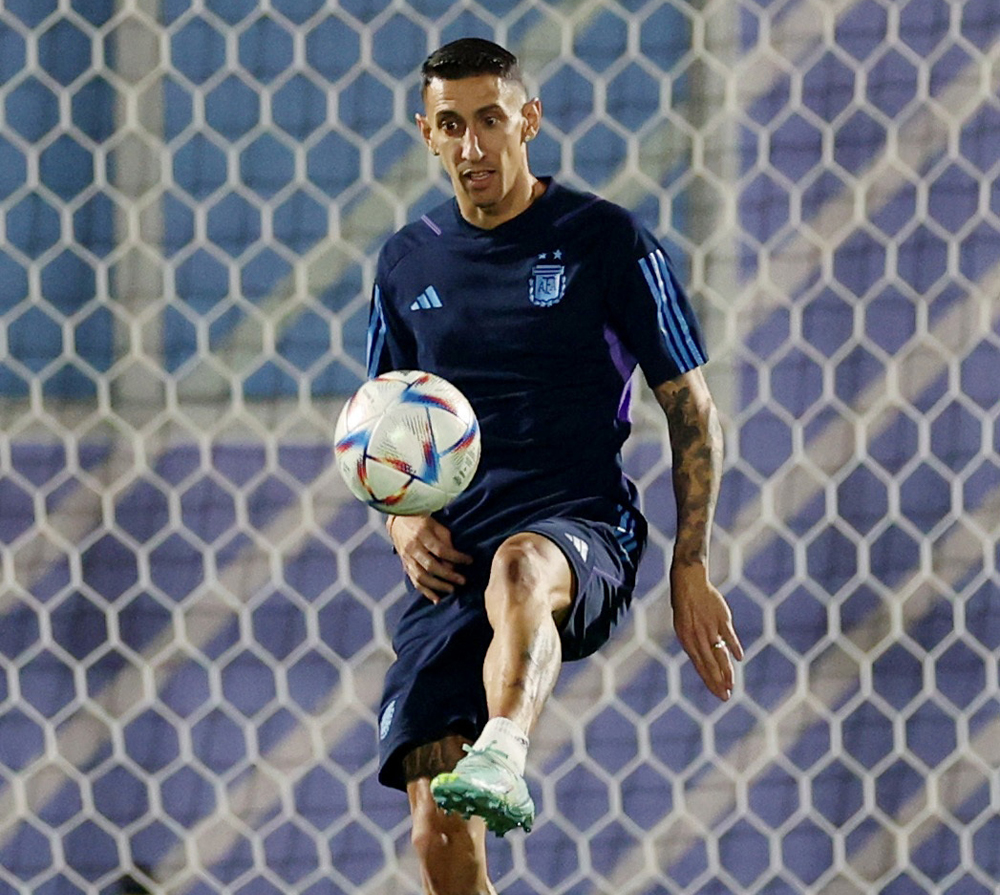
[430,745,535,837]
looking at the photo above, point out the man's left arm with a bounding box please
[654,367,744,700]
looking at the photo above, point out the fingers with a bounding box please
[422,518,474,565]
[405,562,455,603]
[409,542,467,588]
[414,582,442,604]
[697,631,732,701]
[719,625,743,662]
[388,515,473,603]
[679,627,740,702]
[685,643,722,700]
[708,622,744,698]
[403,552,463,604]
[670,572,743,701]
[711,638,735,697]
[723,621,744,662]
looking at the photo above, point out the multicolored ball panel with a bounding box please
[334,371,481,515]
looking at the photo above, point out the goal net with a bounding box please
[0,0,997,893]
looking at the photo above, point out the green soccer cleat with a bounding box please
[430,744,535,836]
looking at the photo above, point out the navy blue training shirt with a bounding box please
[366,178,707,559]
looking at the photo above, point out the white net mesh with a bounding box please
[0,0,998,893]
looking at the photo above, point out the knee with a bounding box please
[411,807,484,894]
[486,534,549,611]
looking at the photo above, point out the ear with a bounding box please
[521,97,542,142]
[415,112,438,156]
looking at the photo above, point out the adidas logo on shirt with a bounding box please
[410,286,443,310]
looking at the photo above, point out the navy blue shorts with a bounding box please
[377,510,647,791]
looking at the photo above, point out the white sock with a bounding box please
[473,717,529,776]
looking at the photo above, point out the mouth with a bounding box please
[462,169,495,187]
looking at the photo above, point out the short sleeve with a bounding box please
[604,213,708,388]
[366,251,417,378]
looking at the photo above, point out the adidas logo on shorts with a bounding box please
[566,534,589,562]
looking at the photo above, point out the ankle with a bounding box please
[472,717,529,775]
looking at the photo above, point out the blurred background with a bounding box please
[0,0,997,892]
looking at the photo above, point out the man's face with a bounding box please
[417,74,540,225]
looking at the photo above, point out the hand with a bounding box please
[386,515,473,604]
[670,560,744,700]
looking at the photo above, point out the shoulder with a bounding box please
[377,198,454,280]
[547,182,647,246]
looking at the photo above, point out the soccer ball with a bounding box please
[334,370,481,515]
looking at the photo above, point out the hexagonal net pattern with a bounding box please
[0,0,997,892]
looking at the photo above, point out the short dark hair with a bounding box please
[420,38,526,95]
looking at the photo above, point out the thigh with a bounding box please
[521,511,648,661]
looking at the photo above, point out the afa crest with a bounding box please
[379,699,396,741]
[529,263,566,307]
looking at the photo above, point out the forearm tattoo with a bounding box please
[657,381,724,566]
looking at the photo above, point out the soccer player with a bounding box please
[367,38,742,894]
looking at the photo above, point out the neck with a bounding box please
[459,173,544,230]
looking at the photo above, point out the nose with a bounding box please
[461,127,484,161]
